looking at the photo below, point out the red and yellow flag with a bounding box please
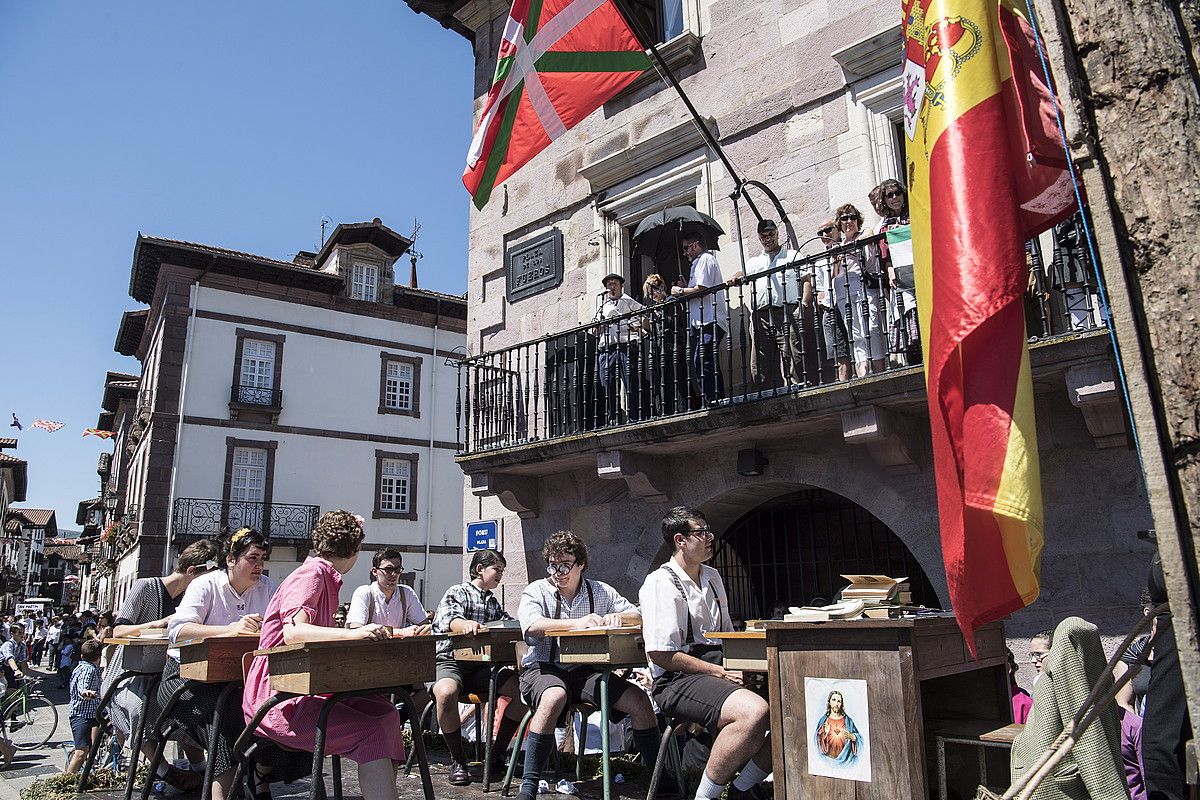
[902,0,1075,650]
[463,0,650,209]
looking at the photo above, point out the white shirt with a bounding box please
[167,569,276,659]
[592,294,645,347]
[638,559,732,679]
[517,577,638,668]
[346,582,427,628]
[686,251,728,328]
[744,247,805,309]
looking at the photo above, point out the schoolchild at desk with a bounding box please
[243,510,409,800]
[430,548,527,786]
[515,531,666,800]
[159,527,278,800]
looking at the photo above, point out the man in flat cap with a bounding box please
[592,273,648,425]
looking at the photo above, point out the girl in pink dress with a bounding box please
[243,510,405,800]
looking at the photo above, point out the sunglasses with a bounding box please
[545,561,577,576]
[374,565,402,575]
[839,215,858,223]
[884,190,904,199]
[818,226,836,236]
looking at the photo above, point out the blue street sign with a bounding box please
[465,520,499,553]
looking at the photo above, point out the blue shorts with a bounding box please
[70,716,97,751]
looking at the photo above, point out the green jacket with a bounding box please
[1010,616,1129,800]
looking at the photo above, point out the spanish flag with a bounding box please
[903,0,1076,651]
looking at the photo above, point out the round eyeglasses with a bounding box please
[545,561,576,576]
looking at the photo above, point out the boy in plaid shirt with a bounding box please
[66,640,103,773]
[430,550,527,786]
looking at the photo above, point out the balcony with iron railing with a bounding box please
[229,384,283,421]
[455,230,1113,470]
[171,499,320,544]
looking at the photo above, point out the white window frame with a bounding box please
[351,262,379,301]
[230,447,267,504]
[379,459,410,513]
[239,340,276,390]
[384,361,414,411]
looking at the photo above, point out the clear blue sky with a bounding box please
[0,2,475,530]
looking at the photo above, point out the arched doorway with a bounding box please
[711,487,941,620]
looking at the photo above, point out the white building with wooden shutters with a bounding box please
[86,219,467,611]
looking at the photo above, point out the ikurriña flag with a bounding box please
[463,0,650,209]
[902,0,1076,652]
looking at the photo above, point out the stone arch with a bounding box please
[629,455,948,610]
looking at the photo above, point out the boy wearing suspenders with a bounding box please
[345,548,430,633]
[515,530,664,800]
[639,507,773,800]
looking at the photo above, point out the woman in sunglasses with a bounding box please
[244,510,406,800]
[158,528,280,800]
[103,539,220,792]
[869,180,920,366]
[831,203,887,377]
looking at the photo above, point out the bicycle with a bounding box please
[1,677,59,750]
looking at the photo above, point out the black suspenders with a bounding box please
[549,580,595,662]
[660,565,723,645]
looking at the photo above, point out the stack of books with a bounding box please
[838,574,913,618]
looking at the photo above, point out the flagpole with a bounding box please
[614,8,797,248]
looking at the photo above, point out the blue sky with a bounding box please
[0,2,475,530]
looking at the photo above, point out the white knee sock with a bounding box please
[732,758,769,791]
[695,771,724,800]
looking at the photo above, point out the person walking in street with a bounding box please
[65,640,103,774]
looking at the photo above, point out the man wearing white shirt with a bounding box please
[592,273,648,425]
[639,507,772,800]
[346,548,430,633]
[672,235,727,403]
[732,219,812,388]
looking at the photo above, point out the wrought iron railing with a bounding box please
[457,225,1108,454]
[230,384,283,408]
[171,498,319,542]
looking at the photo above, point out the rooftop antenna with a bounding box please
[408,218,424,288]
[319,216,333,248]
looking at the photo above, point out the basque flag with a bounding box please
[463,0,650,208]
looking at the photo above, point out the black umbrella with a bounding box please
[632,207,725,257]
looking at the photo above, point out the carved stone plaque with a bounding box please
[506,229,563,302]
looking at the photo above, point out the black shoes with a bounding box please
[448,761,471,786]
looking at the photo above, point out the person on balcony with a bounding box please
[642,273,689,417]
[430,549,527,786]
[868,180,920,366]
[103,539,221,793]
[673,234,728,404]
[730,219,813,390]
[592,273,648,426]
[832,204,886,377]
[813,217,852,381]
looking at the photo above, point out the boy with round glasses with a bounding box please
[515,531,666,800]
[639,506,772,800]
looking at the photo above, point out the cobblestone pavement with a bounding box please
[0,665,654,800]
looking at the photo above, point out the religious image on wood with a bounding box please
[805,676,872,782]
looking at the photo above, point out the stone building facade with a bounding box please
[409,0,1156,672]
